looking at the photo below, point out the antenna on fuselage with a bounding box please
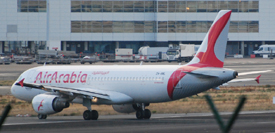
[43,62,46,66]
[179,63,181,65]
[140,61,143,65]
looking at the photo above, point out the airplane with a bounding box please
[10,10,265,120]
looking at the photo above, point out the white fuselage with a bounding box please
[11,64,236,104]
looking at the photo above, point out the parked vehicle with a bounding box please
[136,46,168,60]
[0,57,11,65]
[115,48,133,60]
[15,57,33,64]
[167,44,199,62]
[80,56,96,64]
[253,45,275,57]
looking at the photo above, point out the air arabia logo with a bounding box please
[38,99,44,111]
[34,71,87,84]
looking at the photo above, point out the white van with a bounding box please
[253,45,275,57]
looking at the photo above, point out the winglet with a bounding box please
[18,78,25,87]
[255,75,261,84]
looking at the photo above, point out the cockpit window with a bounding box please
[258,47,263,51]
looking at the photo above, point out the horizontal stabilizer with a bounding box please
[228,75,261,84]
[238,70,272,76]
[182,71,219,77]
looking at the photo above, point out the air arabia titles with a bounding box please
[34,71,87,84]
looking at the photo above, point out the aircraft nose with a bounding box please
[11,82,21,98]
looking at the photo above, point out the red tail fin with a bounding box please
[188,10,232,68]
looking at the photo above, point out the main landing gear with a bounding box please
[38,114,47,119]
[83,98,98,120]
[135,103,151,119]
[83,110,98,120]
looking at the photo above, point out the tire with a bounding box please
[83,110,91,120]
[90,110,98,120]
[38,114,47,119]
[144,109,151,119]
[136,110,143,119]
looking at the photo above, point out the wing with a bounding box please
[15,78,133,104]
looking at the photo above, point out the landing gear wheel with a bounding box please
[83,110,99,120]
[83,110,91,120]
[38,114,47,119]
[136,110,143,119]
[144,109,151,119]
[90,110,98,120]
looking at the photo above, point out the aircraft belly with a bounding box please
[101,79,171,103]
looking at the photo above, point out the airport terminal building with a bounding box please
[0,0,274,56]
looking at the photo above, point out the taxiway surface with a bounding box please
[2,112,275,133]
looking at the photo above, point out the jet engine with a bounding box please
[112,104,136,113]
[32,94,70,114]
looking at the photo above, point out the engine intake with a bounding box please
[32,94,70,115]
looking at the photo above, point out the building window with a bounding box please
[71,21,156,33]
[71,0,156,13]
[72,21,258,33]
[71,0,258,13]
[157,21,258,33]
[158,21,167,33]
[18,0,46,12]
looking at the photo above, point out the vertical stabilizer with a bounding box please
[188,10,232,68]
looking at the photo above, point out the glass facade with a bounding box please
[3,41,46,55]
[71,1,155,12]
[71,0,258,13]
[17,0,47,12]
[71,21,156,33]
[72,21,258,33]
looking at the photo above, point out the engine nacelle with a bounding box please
[112,104,136,113]
[32,94,70,115]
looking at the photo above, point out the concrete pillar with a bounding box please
[0,42,2,54]
[31,41,35,54]
[63,41,66,51]
[116,41,119,48]
[5,41,9,52]
[241,41,244,55]
[84,41,88,51]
